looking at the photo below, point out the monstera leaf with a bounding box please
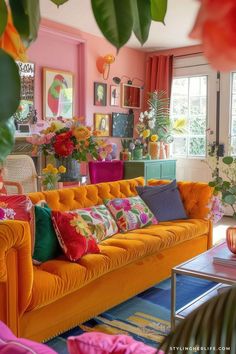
[0,49,21,122]
[9,0,40,47]
[158,286,236,354]
[0,118,16,163]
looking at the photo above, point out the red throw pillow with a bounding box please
[0,195,33,222]
[52,211,100,261]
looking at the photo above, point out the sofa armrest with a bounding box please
[0,220,33,333]
[148,179,213,219]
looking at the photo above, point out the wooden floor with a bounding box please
[213,216,235,245]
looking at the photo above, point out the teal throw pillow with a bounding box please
[33,205,61,263]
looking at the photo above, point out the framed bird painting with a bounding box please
[43,68,74,120]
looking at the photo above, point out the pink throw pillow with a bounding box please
[0,321,57,353]
[67,332,161,354]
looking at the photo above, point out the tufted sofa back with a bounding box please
[28,177,144,211]
[148,179,213,219]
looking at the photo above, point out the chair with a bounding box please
[4,155,38,194]
[0,179,23,195]
[88,160,124,184]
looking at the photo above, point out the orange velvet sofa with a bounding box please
[0,177,213,342]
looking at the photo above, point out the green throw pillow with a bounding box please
[33,205,61,263]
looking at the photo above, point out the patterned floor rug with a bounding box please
[46,275,215,354]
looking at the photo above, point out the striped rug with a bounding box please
[47,275,215,354]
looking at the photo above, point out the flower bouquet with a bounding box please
[42,164,66,190]
[27,119,103,182]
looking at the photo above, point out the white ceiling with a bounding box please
[40,0,200,51]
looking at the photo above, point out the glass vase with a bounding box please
[148,142,159,160]
[226,227,236,254]
[56,157,80,182]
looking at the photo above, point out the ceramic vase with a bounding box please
[226,227,236,254]
[148,142,159,159]
[120,149,131,161]
[133,148,143,160]
[159,142,166,159]
[56,157,80,182]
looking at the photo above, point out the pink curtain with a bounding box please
[145,55,173,104]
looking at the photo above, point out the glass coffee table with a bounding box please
[171,242,236,329]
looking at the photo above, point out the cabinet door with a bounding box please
[161,161,176,179]
[124,162,144,179]
[145,162,161,180]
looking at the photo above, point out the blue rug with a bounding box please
[47,275,215,354]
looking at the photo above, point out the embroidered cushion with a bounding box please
[0,195,33,222]
[33,205,61,264]
[104,196,158,232]
[136,180,187,222]
[52,211,100,261]
[71,205,118,242]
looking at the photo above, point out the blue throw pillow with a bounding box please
[136,180,187,222]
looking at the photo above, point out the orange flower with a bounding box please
[93,130,102,137]
[0,11,28,61]
[72,126,91,141]
[189,0,236,71]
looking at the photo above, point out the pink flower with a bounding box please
[208,195,224,224]
[189,0,236,71]
[112,199,131,212]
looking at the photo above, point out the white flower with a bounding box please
[148,120,155,129]
[149,110,154,118]
[139,112,144,119]
[139,117,144,122]
[144,111,148,116]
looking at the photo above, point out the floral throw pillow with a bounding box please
[71,205,118,243]
[52,211,100,261]
[104,196,158,232]
[0,195,33,221]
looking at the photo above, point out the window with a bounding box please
[170,75,208,157]
[230,73,236,154]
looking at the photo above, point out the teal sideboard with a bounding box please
[124,159,176,183]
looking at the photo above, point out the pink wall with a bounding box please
[28,19,146,153]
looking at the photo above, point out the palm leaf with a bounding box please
[158,286,236,354]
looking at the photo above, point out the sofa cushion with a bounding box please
[52,211,100,261]
[27,219,209,311]
[136,180,187,222]
[67,332,158,354]
[33,205,61,264]
[71,205,118,242]
[105,196,158,232]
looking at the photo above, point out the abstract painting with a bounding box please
[112,112,134,138]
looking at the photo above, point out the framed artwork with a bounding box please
[13,61,35,124]
[94,113,110,137]
[94,82,107,106]
[110,84,120,106]
[112,112,134,138]
[43,68,74,119]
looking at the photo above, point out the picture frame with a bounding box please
[43,67,74,120]
[111,112,134,138]
[94,82,107,106]
[94,113,110,137]
[13,61,35,124]
[110,84,120,106]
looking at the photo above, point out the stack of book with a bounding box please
[213,248,236,268]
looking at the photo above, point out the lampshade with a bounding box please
[96,54,115,80]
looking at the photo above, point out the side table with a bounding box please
[124,159,176,183]
[171,242,236,330]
